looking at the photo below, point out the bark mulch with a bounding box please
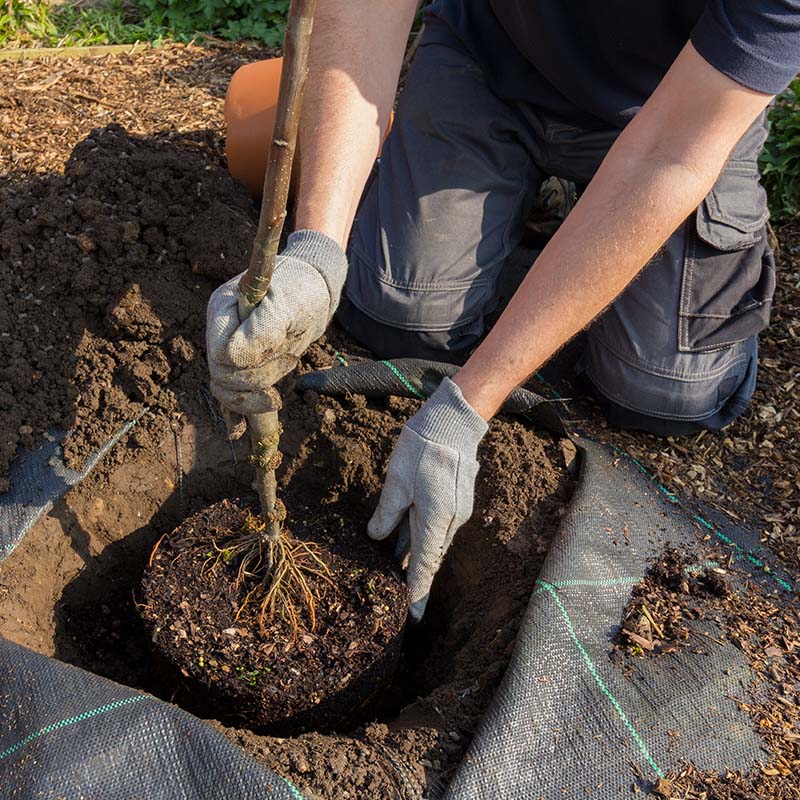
[2,41,267,177]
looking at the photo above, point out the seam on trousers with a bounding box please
[586,366,741,421]
[679,218,695,352]
[678,337,756,353]
[349,242,495,292]
[589,331,748,381]
[683,298,766,320]
[344,285,483,333]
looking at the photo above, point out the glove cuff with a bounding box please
[284,230,348,316]
[408,377,489,456]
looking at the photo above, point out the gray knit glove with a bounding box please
[368,378,488,620]
[206,230,347,435]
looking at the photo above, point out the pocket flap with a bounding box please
[696,165,769,252]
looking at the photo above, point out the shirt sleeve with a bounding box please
[691,0,800,95]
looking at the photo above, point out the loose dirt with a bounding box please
[614,547,729,658]
[0,113,573,792]
[0,122,258,491]
[204,390,574,796]
[141,496,409,735]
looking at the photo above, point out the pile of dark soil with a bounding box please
[141,497,408,735]
[0,122,257,490]
[617,548,799,800]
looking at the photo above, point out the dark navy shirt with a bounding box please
[427,0,800,127]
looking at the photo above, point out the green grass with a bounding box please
[0,0,288,48]
[760,79,800,224]
[0,0,172,47]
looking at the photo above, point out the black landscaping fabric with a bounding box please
[297,358,566,433]
[1,362,795,799]
[0,638,302,800]
[0,422,137,562]
[443,437,788,798]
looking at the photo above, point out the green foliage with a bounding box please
[137,0,289,45]
[0,0,289,48]
[0,0,171,47]
[760,80,800,224]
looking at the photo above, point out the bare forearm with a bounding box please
[454,43,772,419]
[294,0,418,247]
[454,140,717,418]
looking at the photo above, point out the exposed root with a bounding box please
[213,510,333,638]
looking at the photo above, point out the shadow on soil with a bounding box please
[0,123,258,491]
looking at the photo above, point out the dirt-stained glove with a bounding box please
[206,230,347,436]
[368,377,488,620]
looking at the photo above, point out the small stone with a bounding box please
[18,425,33,435]
[77,232,96,253]
[292,753,310,773]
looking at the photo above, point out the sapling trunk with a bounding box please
[226,0,326,633]
[237,0,318,536]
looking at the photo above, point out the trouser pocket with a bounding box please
[678,160,776,353]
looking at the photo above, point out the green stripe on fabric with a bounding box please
[281,777,306,799]
[0,695,150,761]
[535,580,665,778]
[609,445,794,594]
[380,360,426,399]
[533,371,562,399]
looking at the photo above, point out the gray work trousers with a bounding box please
[338,20,776,435]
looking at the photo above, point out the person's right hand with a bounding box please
[368,378,489,620]
[206,230,347,438]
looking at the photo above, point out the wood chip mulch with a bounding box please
[658,573,798,799]
[614,549,799,799]
[2,41,269,178]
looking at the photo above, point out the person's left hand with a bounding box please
[367,377,488,620]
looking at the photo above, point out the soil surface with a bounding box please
[141,497,408,735]
[0,122,258,490]
[2,45,798,800]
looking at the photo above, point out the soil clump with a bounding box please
[141,497,408,735]
[207,391,574,795]
[614,547,729,658]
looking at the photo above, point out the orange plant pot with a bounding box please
[224,58,285,199]
[224,58,393,199]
